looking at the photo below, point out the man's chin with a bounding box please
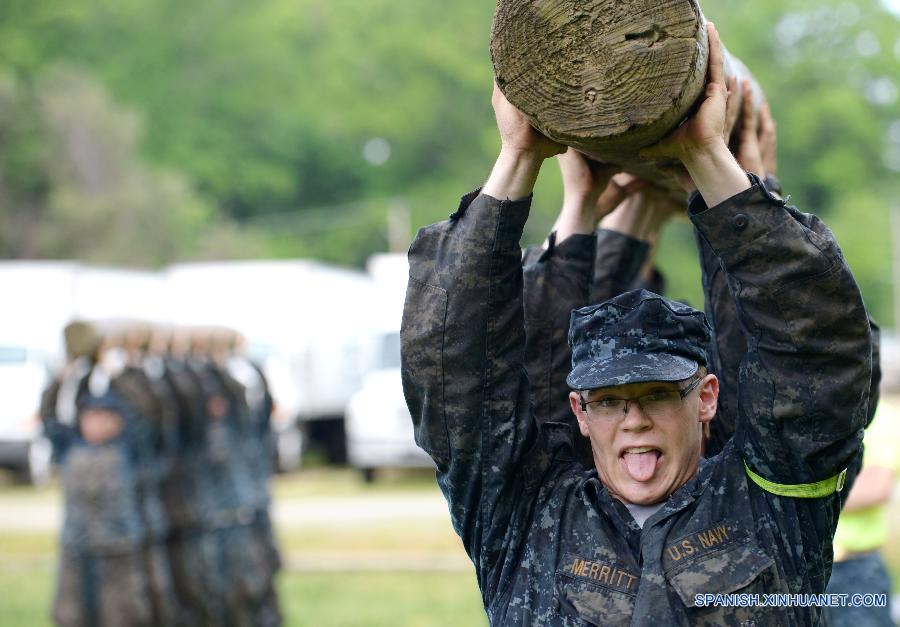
[613,478,668,506]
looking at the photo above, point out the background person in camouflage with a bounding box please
[42,321,282,626]
[824,395,899,627]
[222,329,283,627]
[52,327,153,627]
[401,23,873,625]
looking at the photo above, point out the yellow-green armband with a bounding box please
[743,461,847,498]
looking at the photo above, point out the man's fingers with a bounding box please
[726,75,737,97]
[588,159,620,181]
[557,146,583,166]
[621,179,647,196]
[491,81,505,107]
[741,79,758,135]
[725,76,738,110]
[724,76,739,133]
[706,23,725,88]
[759,103,776,140]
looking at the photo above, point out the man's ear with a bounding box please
[698,373,719,424]
[569,391,591,437]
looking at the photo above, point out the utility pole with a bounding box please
[891,206,900,331]
[387,199,411,254]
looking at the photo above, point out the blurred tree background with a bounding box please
[0,0,898,321]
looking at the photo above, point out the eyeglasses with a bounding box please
[579,377,702,421]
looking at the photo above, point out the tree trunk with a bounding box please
[490,0,757,181]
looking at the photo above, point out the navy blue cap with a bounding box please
[78,390,131,417]
[566,290,711,390]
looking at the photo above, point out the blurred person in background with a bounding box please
[159,325,215,625]
[221,329,283,627]
[44,321,282,626]
[189,328,281,627]
[120,322,185,626]
[40,322,101,464]
[825,392,900,627]
[51,323,153,627]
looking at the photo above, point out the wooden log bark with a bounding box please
[490,0,758,180]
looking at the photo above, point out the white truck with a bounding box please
[165,260,380,466]
[344,253,432,480]
[0,262,167,483]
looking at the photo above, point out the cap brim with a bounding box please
[566,352,698,390]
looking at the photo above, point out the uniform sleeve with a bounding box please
[591,229,649,305]
[522,229,648,467]
[866,319,881,425]
[689,177,870,486]
[523,234,594,432]
[696,228,747,457]
[629,266,667,294]
[39,380,72,462]
[401,190,543,597]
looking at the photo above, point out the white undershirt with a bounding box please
[624,502,665,528]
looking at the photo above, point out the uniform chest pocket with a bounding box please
[665,534,775,616]
[554,561,637,627]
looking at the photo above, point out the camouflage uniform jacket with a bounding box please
[523,229,648,466]
[401,180,871,626]
[698,221,882,457]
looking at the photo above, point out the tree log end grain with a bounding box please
[491,0,709,162]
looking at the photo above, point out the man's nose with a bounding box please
[621,399,651,429]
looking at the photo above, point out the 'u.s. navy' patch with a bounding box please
[662,520,743,571]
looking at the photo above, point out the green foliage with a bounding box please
[0,0,898,321]
[0,67,261,266]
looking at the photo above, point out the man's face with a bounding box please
[568,374,718,506]
[80,409,125,445]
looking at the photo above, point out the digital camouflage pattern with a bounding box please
[53,389,151,627]
[825,552,894,627]
[116,364,184,626]
[54,549,153,627]
[46,329,282,627]
[401,178,871,626]
[523,229,649,466]
[695,227,748,458]
[697,218,882,456]
[523,183,880,462]
[565,290,710,390]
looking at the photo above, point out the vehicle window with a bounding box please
[0,346,27,364]
[380,332,401,369]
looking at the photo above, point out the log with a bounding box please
[490,0,759,179]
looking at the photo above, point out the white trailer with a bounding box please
[345,253,432,480]
[0,261,169,483]
[165,260,380,465]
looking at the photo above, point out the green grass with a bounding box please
[279,572,485,627]
[0,467,897,626]
[0,559,486,627]
[0,557,55,627]
[277,520,463,554]
[271,467,439,499]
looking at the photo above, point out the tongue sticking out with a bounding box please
[622,451,658,482]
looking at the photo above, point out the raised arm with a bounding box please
[644,23,870,486]
[522,151,653,468]
[523,152,633,423]
[698,82,762,456]
[401,84,564,594]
